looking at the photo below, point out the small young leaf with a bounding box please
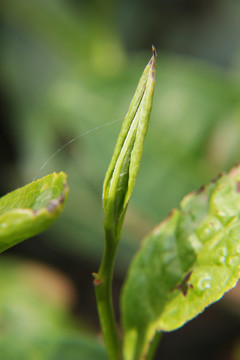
[0,172,68,252]
[103,48,156,238]
[122,165,240,360]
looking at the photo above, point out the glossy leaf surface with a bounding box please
[122,165,240,359]
[0,172,68,252]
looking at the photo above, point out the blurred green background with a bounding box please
[1,0,240,359]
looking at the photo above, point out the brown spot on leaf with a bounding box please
[176,271,193,297]
[211,172,224,184]
[236,181,240,193]
[195,185,205,195]
[58,192,65,204]
[47,190,66,213]
[47,199,59,213]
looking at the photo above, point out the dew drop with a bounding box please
[226,255,238,267]
[196,216,222,243]
[226,257,234,266]
[215,246,228,265]
[197,274,212,291]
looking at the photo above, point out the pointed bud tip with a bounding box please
[149,45,157,79]
[150,45,157,70]
[152,45,157,58]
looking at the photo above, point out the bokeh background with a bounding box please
[1,0,240,359]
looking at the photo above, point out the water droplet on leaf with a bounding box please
[226,255,238,267]
[215,246,228,265]
[197,274,212,291]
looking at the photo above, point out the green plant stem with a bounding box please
[94,228,122,360]
[145,331,162,360]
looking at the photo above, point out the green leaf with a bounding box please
[122,165,240,359]
[0,172,68,252]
